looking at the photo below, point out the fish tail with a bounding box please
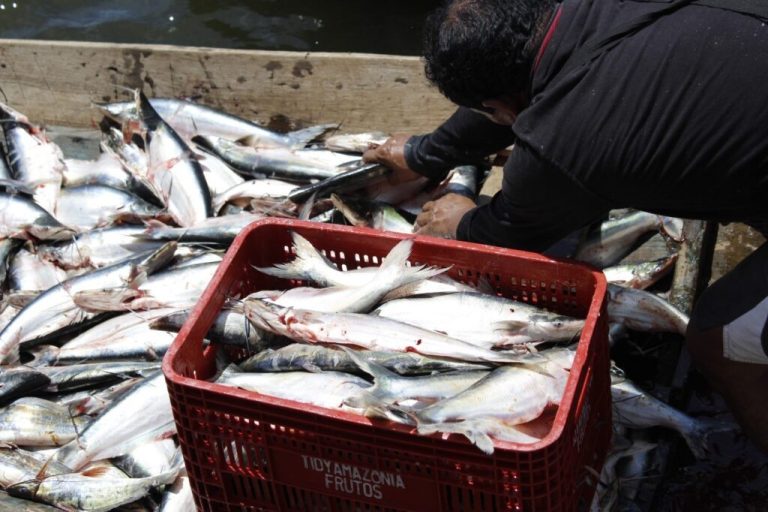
[340,347,399,398]
[136,90,163,131]
[379,238,447,287]
[253,231,332,283]
[285,123,340,149]
[682,417,736,459]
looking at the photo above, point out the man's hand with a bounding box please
[362,134,423,186]
[414,193,476,239]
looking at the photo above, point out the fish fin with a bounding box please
[7,291,38,309]
[80,466,112,478]
[72,288,143,312]
[253,231,334,283]
[35,454,60,480]
[136,90,164,131]
[339,346,397,379]
[284,123,340,149]
[417,421,496,455]
[362,402,417,426]
[338,346,400,397]
[330,193,369,227]
[491,319,529,334]
[297,192,318,220]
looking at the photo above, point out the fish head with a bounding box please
[30,223,78,242]
[6,479,41,500]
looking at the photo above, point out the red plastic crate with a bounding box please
[162,218,611,512]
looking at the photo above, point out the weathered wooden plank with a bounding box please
[0,39,455,134]
[710,222,766,283]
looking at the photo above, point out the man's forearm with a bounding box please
[456,144,612,252]
[404,107,517,180]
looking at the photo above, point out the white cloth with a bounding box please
[723,295,768,364]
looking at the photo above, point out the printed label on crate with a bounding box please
[302,455,405,499]
[272,449,440,510]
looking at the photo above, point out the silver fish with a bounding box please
[256,231,475,299]
[323,131,390,154]
[0,448,72,488]
[36,225,166,271]
[603,255,678,289]
[7,465,179,512]
[440,165,482,198]
[53,371,176,470]
[0,192,75,241]
[0,243,176,364]
[0,397,91,447]
[113,438,178,479]
[0,104,64,213]
[98,97,334,148]
[607,284,689,335]
[212,178,297,213]
[45,319,178,365]
[216,364,371,412]
[374,292,584,348]
[238,343,490,375]
[0,138,12,181]
[330,194,414,234]
[0,238,21,288]
[245,299,542,365]
[194,145,245,197]
[158,474,194,512]
[37,361,162,392]
[288,162,391,203]
[193,135,343,182]
[412,349,574,453]
[138,212,263,244]
[574,211,683,268]
[73,261,219,312]
[137,92,212,227]
[610,377,729,459]
[251,239,446,313]
[54,184,163,232]
[60,308,180,350]
[150,308,266,350]
[54,378,143,418]
[99,127,160,202]
[7,249,69,297]
[342,347,490,405]
[62,152,160,207]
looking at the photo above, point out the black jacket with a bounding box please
[405,0,768,251]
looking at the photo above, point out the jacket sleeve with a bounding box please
[456,143,613,252]
[404,107,517,180]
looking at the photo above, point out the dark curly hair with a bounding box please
[423,0,556,108]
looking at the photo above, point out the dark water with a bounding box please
[0,0,435,55]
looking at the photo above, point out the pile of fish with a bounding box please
[0,91,728,510]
